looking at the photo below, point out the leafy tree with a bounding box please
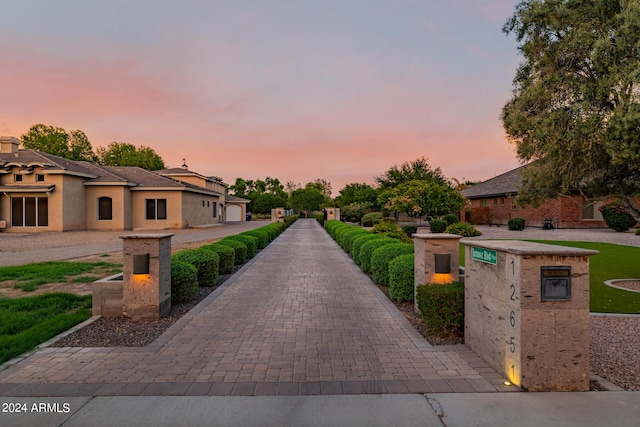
[21,124,96,161]
[502,0,640,218]
[335,183,379,208]
[285,181,301,195]
[290,187,325,217]
[375,157,446,190]
[378,179,465,220]
[252,193,288,214]
[96,142,165,170]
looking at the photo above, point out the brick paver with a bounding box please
[0,219,509,396]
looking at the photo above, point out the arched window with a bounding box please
[98,197,113,220]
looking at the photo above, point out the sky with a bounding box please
[0,0,523,195]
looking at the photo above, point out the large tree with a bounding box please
[335,182,379,208]
[502,0,640,218]
[378,179,465,220]
[290,186,325,217]
[21,124,96,162]
[375,157,446,190]
[96,142,165,170]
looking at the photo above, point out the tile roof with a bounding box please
[0,149,98,177]
[462,165,526,199]
[225,194,250,203]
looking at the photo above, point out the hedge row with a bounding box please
[325,220,465,339]
[323,220,414,294]
[169,215,298,302]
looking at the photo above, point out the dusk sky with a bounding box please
[1,0,523,194]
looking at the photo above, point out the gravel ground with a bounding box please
[590,315,640,391]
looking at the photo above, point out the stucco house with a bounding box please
[462,165,616,229]
[0,136,248,231]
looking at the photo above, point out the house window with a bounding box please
[481,200,487,207]
[207,201,210,207]
[493,199,498,207]
[212,202,217,218]
[582,200,604,220]
[14,174,23,182]
[500,198,505,206]
[11,197,48,227]
[146,198,167,220]
[512,200,517,210]
[36,174,45,182]
[98,197,113,220]
[202,200,205,207]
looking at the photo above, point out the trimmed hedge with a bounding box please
[445,222,482,237]
[352,234,387,264]
[170,261,199,303]
[429,219,447,233]
[218,239,248,265]
[389,254,414,302]
[359,237,397,273]
[201,243,235,274]
[241,229,269,248]
[402,225,418,238]
[338,228,370,253]
[315,212,325,226]
[443,214,459,226]
[224,234,258,258]
[171,248,219,287]
[361,212,383,227]
[283,215,299,227]
[508,217,526,231]
[416,282,464,338]
[371,243,414,286]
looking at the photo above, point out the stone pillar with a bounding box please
[271,207,284,222]
[121,233,173,320]
[462,240,598,391]
[413,233,462,312]
[326,207,340,221]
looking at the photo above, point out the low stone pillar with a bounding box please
[271,207,285,222]
[413,233,462,312]
[325,207,340,221]
[121,233,173,320]
[462,240,598,391]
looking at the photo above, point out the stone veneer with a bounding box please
[462,239,598,391]
[121,233,173,320]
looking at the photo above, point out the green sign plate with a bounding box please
[471,247,497,265]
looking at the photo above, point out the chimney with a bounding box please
[0,136,20,154]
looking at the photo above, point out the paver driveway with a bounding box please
[0,219,507,396]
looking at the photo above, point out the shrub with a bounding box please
[351,234,384,263]
[170,261,199,303]
[334,223,356,243]
[389,254,414,302]
[371,243,414,286]
[338,228,370,253]
[443,214,459,226]
[401,225,418,238]
[416,282,464,338]
[325,220,348,239]
[171,248,219,287]
[224,235,257,258]
[283,215,299,227]
[599,201,638,232]
[359,237,397,273]
[508,217,526,231]
[636,228,640,236]
[315,212,325,226]
[445,222,482,237]
[200,243,235,274]
[241,229,269,248]
[372,220,412,243]
[342,202,373,223]
[429,219,447,233]
[361,212,383,227]
[218,239,248,265]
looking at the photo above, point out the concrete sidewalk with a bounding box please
[1,392,639,427]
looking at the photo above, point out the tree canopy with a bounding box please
[228,177,288,213]
[290,186,325,217]
[375,157,446,190]
[378,179,465,219]
[502,0,640,217]
[21,124,96,162]
[96,142,165,170]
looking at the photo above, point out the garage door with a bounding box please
[226,204,242,222]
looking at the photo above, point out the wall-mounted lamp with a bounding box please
[434,253,451,274]
[133,253,150,275]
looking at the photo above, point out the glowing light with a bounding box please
[503,380,512,386]
[432,273,453,284]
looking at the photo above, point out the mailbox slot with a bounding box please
[540,266,571,301]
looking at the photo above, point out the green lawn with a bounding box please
[460,241,640,314]
[0,293,92,364]
[0,261,121,291]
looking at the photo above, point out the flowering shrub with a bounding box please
[445,222,482,237]
[599,201,637,232]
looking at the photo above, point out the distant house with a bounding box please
[0,136,249,231]
[462,165,613,229]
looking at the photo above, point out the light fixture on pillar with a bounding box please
[133,253,150,275]
[434,253,451,274]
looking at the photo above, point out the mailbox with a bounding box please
[540,266,571,301]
